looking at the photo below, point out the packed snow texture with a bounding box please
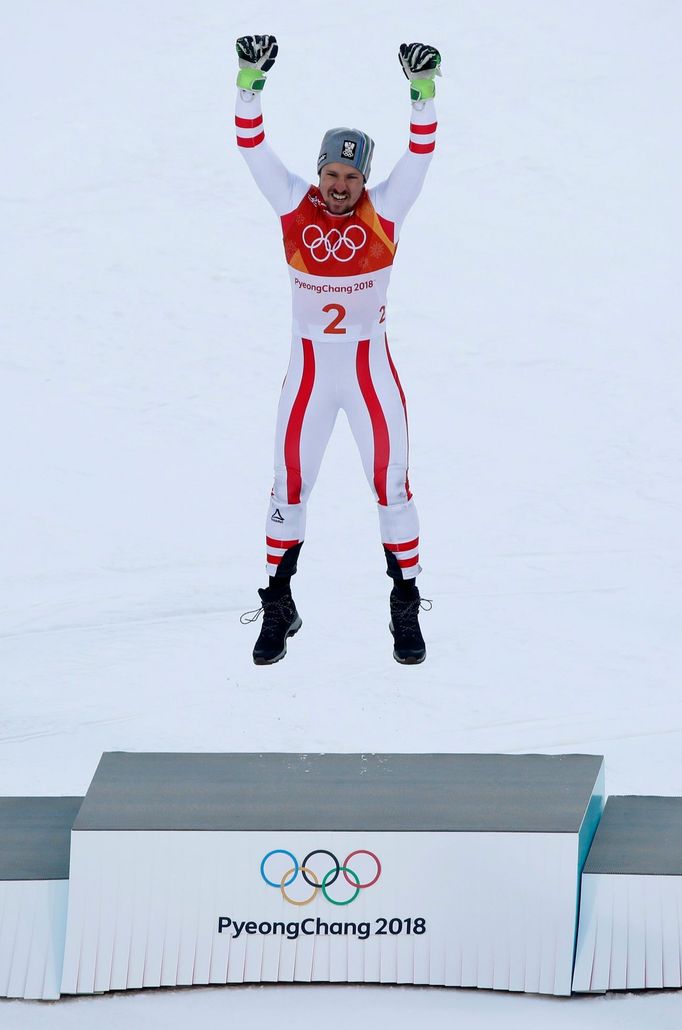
[2,0,681,1026]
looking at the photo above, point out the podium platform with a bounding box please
[573,796,682,992]
[60,752,604,996]
[0,797,82,1000]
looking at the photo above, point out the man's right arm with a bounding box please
[234,35,308,217]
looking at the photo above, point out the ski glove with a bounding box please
[236,34,278,91]
[399,42,442,101]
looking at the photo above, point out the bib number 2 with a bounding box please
[322,303,346,335]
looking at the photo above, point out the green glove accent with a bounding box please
[410,78,436,101]
[237,67,266,91]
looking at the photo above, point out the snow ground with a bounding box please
[2,1,681,1026]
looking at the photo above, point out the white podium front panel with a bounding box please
[62,828,582,995]
[0,797,82,1000]
[61,752,604,997]
[573,796,682,992]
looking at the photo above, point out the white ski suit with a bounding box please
[235,88,437,580]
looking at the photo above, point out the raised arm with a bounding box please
[369,43,441,236]
[234,35,308,217]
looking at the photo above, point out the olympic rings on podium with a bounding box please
[260,848,382,905]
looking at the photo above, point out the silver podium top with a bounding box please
[0,797,83,880]
[73,752,603,833]
[584,796,682,875]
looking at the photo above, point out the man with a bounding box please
[235,37,440,666]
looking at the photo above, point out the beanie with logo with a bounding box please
[317,127,375,181]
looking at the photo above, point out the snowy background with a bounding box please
[2,0,682,1025]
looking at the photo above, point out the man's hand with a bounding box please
[399,43,442,101]
[236,35,278,91]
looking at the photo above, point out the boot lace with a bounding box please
[240,594,294,637]
[240,606,264,625]
[391,596,432,636]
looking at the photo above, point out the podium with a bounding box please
[573,796,682,992]
[60,752,603,996]
[0,797,82,1000]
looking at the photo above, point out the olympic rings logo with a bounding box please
[301,224,367,263]
[260,848,382,906]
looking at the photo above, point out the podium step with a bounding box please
[0,797,83,1000]
[573,796,682,992]
[61,752,604,996]
[71,751,603,832]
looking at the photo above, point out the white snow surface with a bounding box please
[2,1,682,1026]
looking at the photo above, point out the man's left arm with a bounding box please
[369,43,441,235]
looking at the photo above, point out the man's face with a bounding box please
[319,163,365,214]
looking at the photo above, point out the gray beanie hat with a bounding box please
[317,127,375,181]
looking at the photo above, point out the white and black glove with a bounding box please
[236,34,278,91]
[398,42,442,101]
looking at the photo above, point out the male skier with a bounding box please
[235,36,440,665]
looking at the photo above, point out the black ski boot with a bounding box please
[389,582,430,664]
[241,585,302,665]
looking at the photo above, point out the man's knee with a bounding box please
[274,467,317,505]
[383,463,411,505]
